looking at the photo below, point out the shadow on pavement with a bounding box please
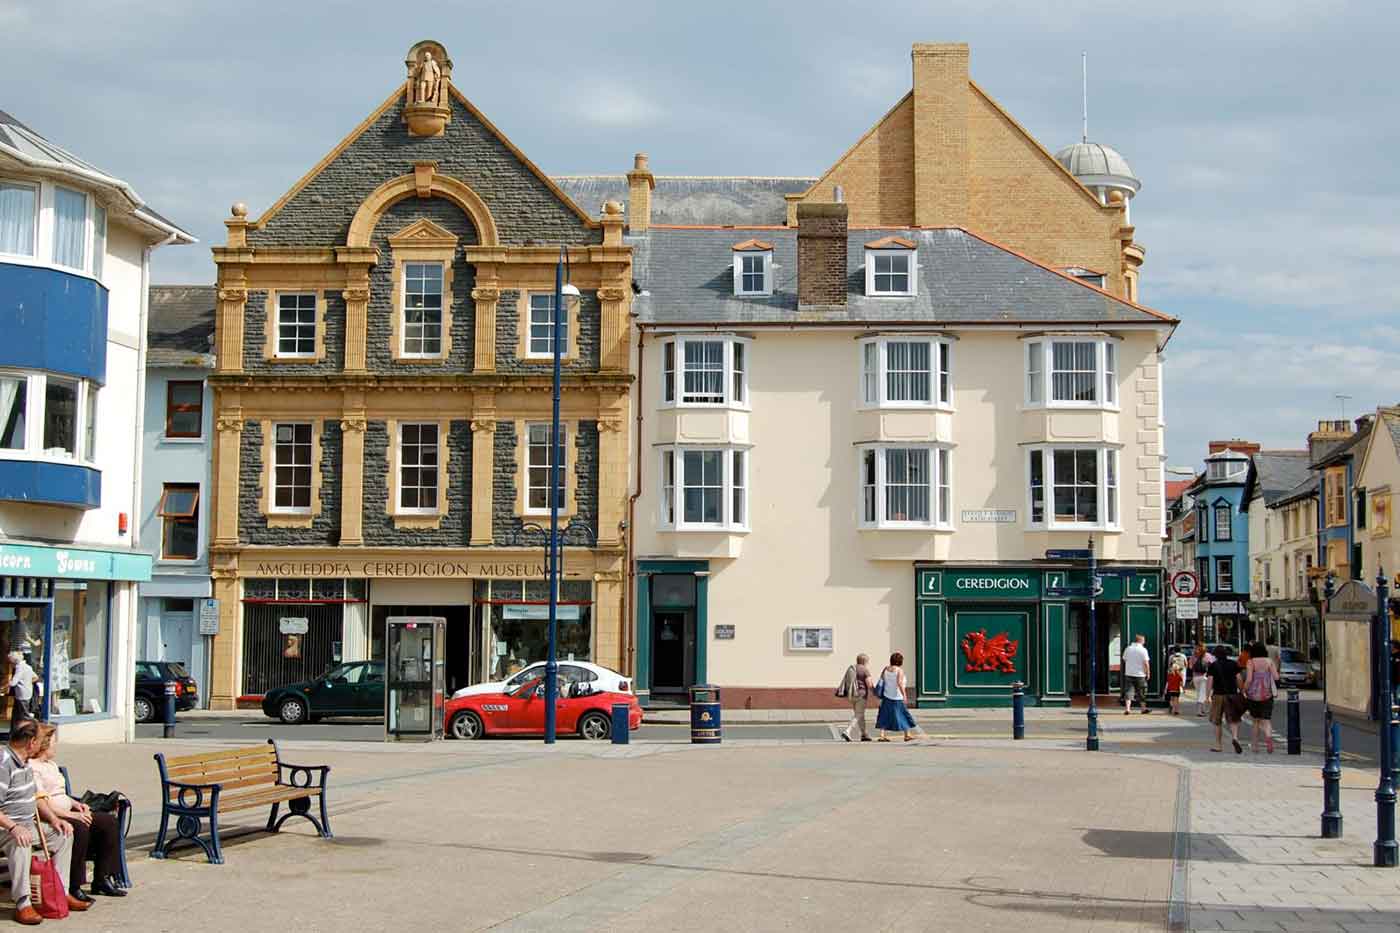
[1082,828,1243,862]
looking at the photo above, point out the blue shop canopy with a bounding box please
[0,542,152,582]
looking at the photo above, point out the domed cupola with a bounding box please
[1054,140,1141,214]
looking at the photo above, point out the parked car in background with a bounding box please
[450,661,630,700]
[446,675,641,740]
[134,661,199,723]
[1269,646,1314,687]
[261,660,385,724]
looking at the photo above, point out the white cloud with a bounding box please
[567,81,663,129]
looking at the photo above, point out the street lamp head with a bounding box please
[560,282,582,313]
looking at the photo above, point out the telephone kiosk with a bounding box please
[384,616,446,741]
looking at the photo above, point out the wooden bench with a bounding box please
[151,740,332,865]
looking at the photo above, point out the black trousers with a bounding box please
[62,811,119,891]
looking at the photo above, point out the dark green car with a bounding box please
[260,661,385,724]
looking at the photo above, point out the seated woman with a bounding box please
[31,724,126,900]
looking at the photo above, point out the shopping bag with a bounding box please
[30,821,68,919]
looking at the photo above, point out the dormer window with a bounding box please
[864,237,916,297]
[1062,266,1107,289]
[731,240,773,297]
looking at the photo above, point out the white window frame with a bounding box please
[864,249,916,297]
[658,446,749,532]
[660,336,750,410]
[0,178,40,260]
[0,371,100,464]
[858,336,952,409]
[51,185,89,273]
[270,422,314,515]
[275,292,319,358]
[1214,503,1233,541]
[524,421,568,516]
[1026,446,1122,531]
[1023,336,1122,410]
[1215,556,1234,592]
[732,251,772,297]
[396,422,440,515]
[857,444,952,530]
[399,260,444,358]
[525,292,567,359]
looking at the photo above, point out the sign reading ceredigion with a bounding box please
[921,570,1041,600]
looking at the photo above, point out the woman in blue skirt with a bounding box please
[876,651,918,742]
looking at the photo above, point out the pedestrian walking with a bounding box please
[6,652,37,731]
[875,652,918,743]
[1122,634,1151,715]
[1207,644,1245,754]
[1190,643,1213,717]
[836,654,874,742]
[1242,640,1279,753]
[1166,658,1184,716]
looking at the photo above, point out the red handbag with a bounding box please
[29,821,68,920]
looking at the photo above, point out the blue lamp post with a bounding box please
[544,248,580,745]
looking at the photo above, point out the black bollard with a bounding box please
[1287,689,1302,755]
[1322,710,1343,839]
[162,681,177,739]
[1011,681,1025,740]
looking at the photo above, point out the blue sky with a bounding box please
[5,0,1396,468]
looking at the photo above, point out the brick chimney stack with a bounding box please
[911,43,970,229]
[797,202,848,307]
[627,152,654,233]
[1207,439,1261,455]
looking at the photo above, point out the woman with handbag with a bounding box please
[875,652,918,743]
[31,724,126,899]
[1243,641,1280,753]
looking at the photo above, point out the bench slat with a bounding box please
[164,745,276,770]
[167,761,277,785]
[166,772,280,798]
[216,787,322,813]
[166,750,275,775]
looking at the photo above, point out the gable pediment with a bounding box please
[387,217,458,248]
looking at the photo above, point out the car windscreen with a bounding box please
[1278,649,1304,663]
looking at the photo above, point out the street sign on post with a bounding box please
[1175,596,1199,620]
[1046,549,1093,560]
[1170,571,1200,598]
[198,598,220,636]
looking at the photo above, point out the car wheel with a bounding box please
[450,710,483,740]
[578,711,612,741]
[133,695,155,724]
[278,697,309,724]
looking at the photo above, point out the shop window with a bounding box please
[158,483,200,560]
[487,602,592,681]
[165,381,203,438]
[50,582,108,717]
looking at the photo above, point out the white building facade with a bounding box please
[0,110,193,740]
[628,209,1176,708]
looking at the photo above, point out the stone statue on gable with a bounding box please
[415,52,442,106]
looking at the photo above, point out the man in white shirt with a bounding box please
[1122,634,1151,715]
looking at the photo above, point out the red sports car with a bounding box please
[445,676,642,740]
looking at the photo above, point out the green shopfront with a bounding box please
[0,541,151,728]
[915,565,1163,707]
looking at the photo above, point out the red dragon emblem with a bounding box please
[961,629,1019,673]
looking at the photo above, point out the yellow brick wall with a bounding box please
[803,95,915,226]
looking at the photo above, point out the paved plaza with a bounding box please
[15,708,1400,931]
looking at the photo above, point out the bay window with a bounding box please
[0,372,99,462]
[0,374,26,449]
[859,445,952,529]
[1023,337,1120,408]
[0,181,37,257]
[43,377,78,458]
[860,337,952,408]
[1027,446,1121,529]
[660,446,748,530]
[660,336,749,408]
[52,187,88,270]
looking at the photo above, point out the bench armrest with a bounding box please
[276,762,331,791]
[160,779,220,812]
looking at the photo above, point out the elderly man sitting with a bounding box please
[0,720,91,924]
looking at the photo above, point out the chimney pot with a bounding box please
[627,153,656,233]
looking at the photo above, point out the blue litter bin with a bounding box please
[690,684,721,744]
[611,703,630,744]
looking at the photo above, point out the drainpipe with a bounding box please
[123,231,177,742]
[625,326,646,678]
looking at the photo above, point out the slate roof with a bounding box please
[551,176,813,226]
[1382,410,1400,459]
[1274,474,1319,508]
[1250,451,1313,506]
[630,226,1175,327]
[0,110,195,242]
[1313,419,1373,468]
[147,286,216,368]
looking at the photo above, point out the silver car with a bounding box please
[1273,647,1313,687]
